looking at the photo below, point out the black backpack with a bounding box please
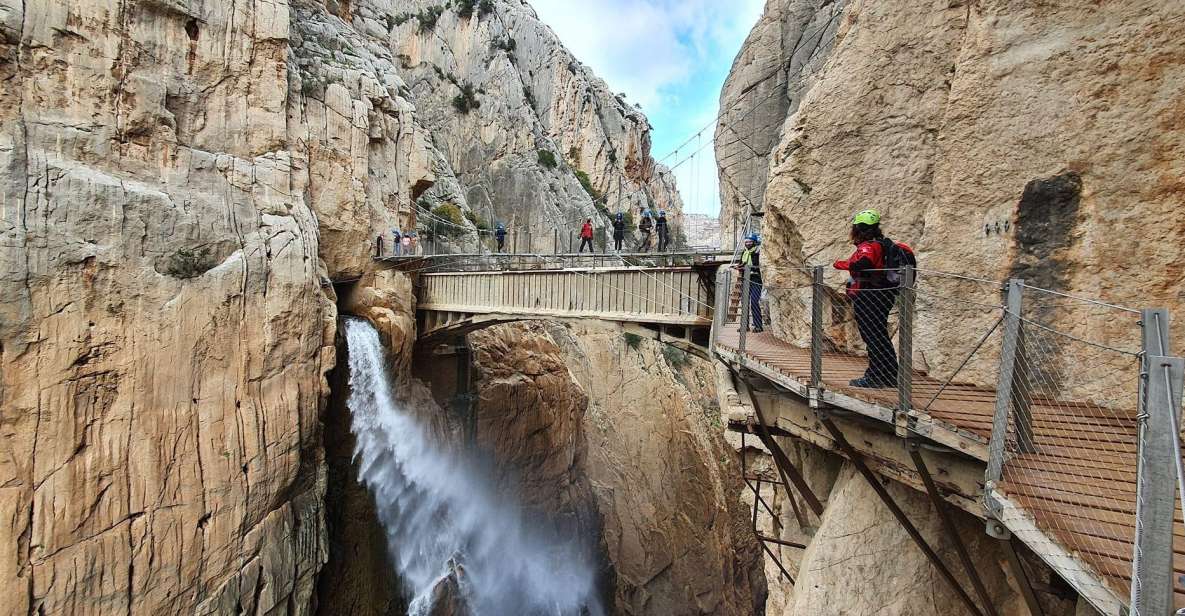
[878,238,917,286]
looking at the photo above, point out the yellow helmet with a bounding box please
[852,209,881,226]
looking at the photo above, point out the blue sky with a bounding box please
[528,0,767,217]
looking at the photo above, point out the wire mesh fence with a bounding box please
[708,259,1181,611]
[993,287,1147,604]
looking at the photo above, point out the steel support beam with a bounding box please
[909,443,1000,616]
[997,531,1045,616]
[819,417,984,616]
[747,382,825,518]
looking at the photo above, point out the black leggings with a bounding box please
[853,289,898,381]
[579,238,594,252]
[614,236,623,250]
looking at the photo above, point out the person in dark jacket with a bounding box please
[638,212,653,252]
[495,223,507,252]
[833,209,914,388]
[612,213,626,251]
[736,234,763,332]
[655,210,670,251]
[578,219,595,253]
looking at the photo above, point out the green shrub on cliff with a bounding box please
[537,149,558,169]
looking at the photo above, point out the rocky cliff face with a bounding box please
[372,0,685,252]
[0,0,689,613]
[719,0,1184,380]
[719,1,1184,611]
[467,321,765,615]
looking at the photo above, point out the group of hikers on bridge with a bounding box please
[738,208,915,389]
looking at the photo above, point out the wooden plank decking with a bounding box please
[715,328,1185,612]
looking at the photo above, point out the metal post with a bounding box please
[512,230,518,254]
[1130,307,1178,616]
[810,265,825,391]
[985,278,1024,509]
[432,219,438,255]
[897,266,916,417]
[739,263,752,356]
[711,267,730,356]
[554,228,559,254]
[569,230,573,253]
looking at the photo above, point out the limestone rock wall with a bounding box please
[0,0,337,613]
[0,0,684,613]
[467,321,765,615]
[719,0,1185,385]
[380,0,686,252]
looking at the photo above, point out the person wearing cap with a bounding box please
[612,213,626,251]
[833,209,915,388]
[495,222,507,252]
[736,234,763,333]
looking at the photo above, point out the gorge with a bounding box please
[1,0,1182,615]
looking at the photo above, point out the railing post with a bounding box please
[739,263,752,356]
[554,228,559,254]
[985,278,1024,517]
[1130,308,1177,616]
[897,266,916,417]
[711,266,730,356]
[810,265,824,391]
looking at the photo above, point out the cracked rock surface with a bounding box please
[468,321,766,615]
[0,0,686,613]
[718,0,1185,388]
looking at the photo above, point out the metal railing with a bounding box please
[710,262,1184,615]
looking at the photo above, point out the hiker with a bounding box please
[833,209,916,389]
[495,222,507,253]
[612,212,626,251]
[403,231,415,256]
[736,234,763,333]
[638,211,653,252]
[655,210,670,252]
[392,228,402,256]
[578,218,595,253]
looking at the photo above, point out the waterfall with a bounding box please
[343,318,604,616]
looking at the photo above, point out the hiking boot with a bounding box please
[849,376,894,389]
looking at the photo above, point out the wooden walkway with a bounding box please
[715,328,1185,612]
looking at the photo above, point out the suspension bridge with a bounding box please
[379,248,1184,616]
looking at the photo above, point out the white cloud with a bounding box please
[527,0,767,217]
[528,0,765,109]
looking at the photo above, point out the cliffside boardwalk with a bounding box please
[392,249,1185,616]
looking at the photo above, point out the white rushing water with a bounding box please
[343,318,604,616]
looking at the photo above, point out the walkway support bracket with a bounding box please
[745,378,826,518]
[820,417,984,616]
[909,442,1000,616]
[995,529,1046,616]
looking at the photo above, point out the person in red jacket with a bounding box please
[833,209,914,388]
[578,218,595,253]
